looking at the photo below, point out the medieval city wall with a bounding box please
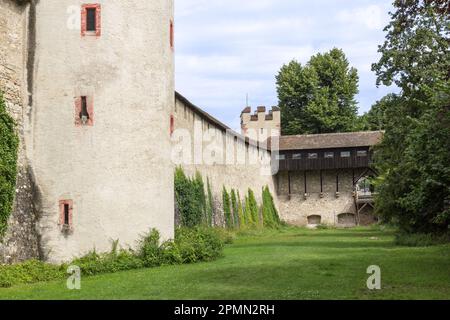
[173,96,278,225]
[276,169,375,226]
[0,0,40,264]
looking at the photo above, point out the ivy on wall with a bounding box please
[174,167,281,230]
[0,92,19,238]
[174,167,205,227]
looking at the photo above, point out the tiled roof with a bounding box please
[272,131,384,151]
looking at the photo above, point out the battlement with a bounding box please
[241,106,281,138]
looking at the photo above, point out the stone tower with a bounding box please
[25,0,175,262]
[241,106,281,140]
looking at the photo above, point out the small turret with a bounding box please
[241,106,280,140]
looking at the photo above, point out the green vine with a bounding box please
[0,92,19,239]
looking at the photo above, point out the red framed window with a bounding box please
[81,4,101,37]
[170,20,174,49]
[59,200,73,228]
[75,96,94,126]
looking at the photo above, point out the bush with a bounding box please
[171,227,224,263]
[394,232,450,247]
[0,260,65,288]
[0,92,19,238]
[138,229,164,267]
[73,240,144,276]
[138,227,225,265]
[0,226,227,288]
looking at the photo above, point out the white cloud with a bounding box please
[337,5,384,30]
[175,0,397,123]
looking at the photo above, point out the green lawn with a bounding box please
[0,227,449,300]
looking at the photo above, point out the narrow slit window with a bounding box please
[308,153,318,159]
[75,96,94,126]
[59,199,73,231]
[80,96,90,123]
[292,153,302,159]
[324,152,334,158]
[170,115,175,136]
[340,151,351,158]
[64,204,70,225]
[170,20,174,49]
[86,8,97,31]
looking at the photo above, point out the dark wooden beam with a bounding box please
[304,171,307,194]
[320,170,323,193]
[336,171,339,193]
[288,171,291,195]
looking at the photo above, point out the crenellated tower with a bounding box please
[241,106,281,140]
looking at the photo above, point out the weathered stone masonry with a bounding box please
[0,0,40,263]
[2,0,176,263]
[173,92,278,226]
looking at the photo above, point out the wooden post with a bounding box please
[288,171,291,195]
[320,170,323,193]
[336,171,339,193]
[304,171,307,194]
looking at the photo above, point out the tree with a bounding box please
[245,189,259,227]
[236,191,245,228]
[276,48,359,135]
[222,186,233,229]
[230,189,239,227]
[206,177,214,226]
[358,94,401,131]
[371,0,450,233]
[261,186,280,228]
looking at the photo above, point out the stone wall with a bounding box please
[27,0,175,263]
[276,169,374,226]
[0,0,40,264]
[173,96,278,225]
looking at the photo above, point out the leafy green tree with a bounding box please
[230,189,239,227]
[276,48,359,134]
[193,172,207,224]
[0,92,18,238]
[358,94,400,131]
[222,186,233,229]
[236,191,245,228]
[261,186,281,228]
[372,0,450,233]
[206,177,214,226]
[245,189,259,227]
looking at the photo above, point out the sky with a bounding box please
[175,0,399,131]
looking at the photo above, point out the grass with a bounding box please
[0,226,449,300]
